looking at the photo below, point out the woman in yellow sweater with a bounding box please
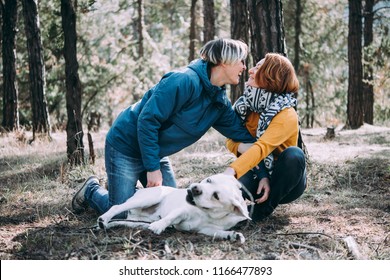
[224,53,306,222]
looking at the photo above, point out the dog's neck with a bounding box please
[207,212,247,228]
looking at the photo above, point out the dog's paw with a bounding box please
[229,231,245,244]
[97,217,107,229]
[148,221,166,235]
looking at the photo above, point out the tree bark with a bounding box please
[362,0,374,124]
[0,1,2,40]
[230,0,249,103]
[248,0,287,63]
[303,64,315,128]
[22,0,52,139]
[203,0,215,44]
[137,0,144,59]
[347,0,364,129]
[293,0,302,72]
[61,0,85,165]
[188,0,198,62]
[2,0,19,131]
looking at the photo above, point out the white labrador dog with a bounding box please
[97,174,251,243]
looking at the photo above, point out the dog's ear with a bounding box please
[232,199,251,220]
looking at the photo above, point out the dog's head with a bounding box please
[186,174,251,221]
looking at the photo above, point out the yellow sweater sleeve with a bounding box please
[226,138,240,156]
[226,112,259,156]
[230,108,298,179]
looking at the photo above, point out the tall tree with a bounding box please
[189,0,198,62]
[1,0,19,131]
[302,63,315,128]
[61,0,85,165]
[293,0,315,127]
[0,1,2,40]
[362,0,375,124]
[137,0,144,59]
[203,0,215,43]
[22,0,52,140]
[293,0,302,72]
[230,0,249,103]
[347,0,364,129]
[248,0,287,63]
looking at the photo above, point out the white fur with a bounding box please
[97,174,251,243]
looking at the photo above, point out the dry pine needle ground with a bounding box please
[0,124,389,260]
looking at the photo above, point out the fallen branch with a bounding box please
[289,242,320,251]
[266,231,333,239]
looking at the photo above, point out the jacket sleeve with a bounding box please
[213,104,256,143]
[138,73,194,171]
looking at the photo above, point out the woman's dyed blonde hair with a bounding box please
[199,38,248,66]
[255,53,299,94]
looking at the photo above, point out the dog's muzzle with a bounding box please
[186,189,196,206]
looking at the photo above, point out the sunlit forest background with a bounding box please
[1,0,389,134]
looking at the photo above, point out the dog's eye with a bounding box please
[206,178,212,183]
[213,192,219,200]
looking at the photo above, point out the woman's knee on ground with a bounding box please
[278,146,305,167]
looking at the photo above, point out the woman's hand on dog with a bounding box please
[223,167,236,177]
[255,177,270,204]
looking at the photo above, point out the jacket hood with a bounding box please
[188,59,225,100]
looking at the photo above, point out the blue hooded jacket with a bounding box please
[106,59,255,171]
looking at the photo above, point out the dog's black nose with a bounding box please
[191,185,202,196]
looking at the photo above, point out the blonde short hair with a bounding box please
[255,53,299,94]
[199,38,248,66]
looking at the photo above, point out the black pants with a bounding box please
[239,146,307,222]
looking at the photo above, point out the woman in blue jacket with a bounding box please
[72,38,255,217]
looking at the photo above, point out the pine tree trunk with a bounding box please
[248,0,287,63]
[2,0,19,131]
[22,0,52,139]
[363,0,374,124]
[347,0,364,129]
[203,0,215,44]
[303,64,315,128]
[293,0,302,72]
[0,2,2,40]
[137,0,144,59]
[230,0,249,103]
[188,0,198,62]
[61,0,85,165]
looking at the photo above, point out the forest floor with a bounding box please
[0,124,389,260]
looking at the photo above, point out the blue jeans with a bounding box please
[84,141,176,217]
[239,146,306,221]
